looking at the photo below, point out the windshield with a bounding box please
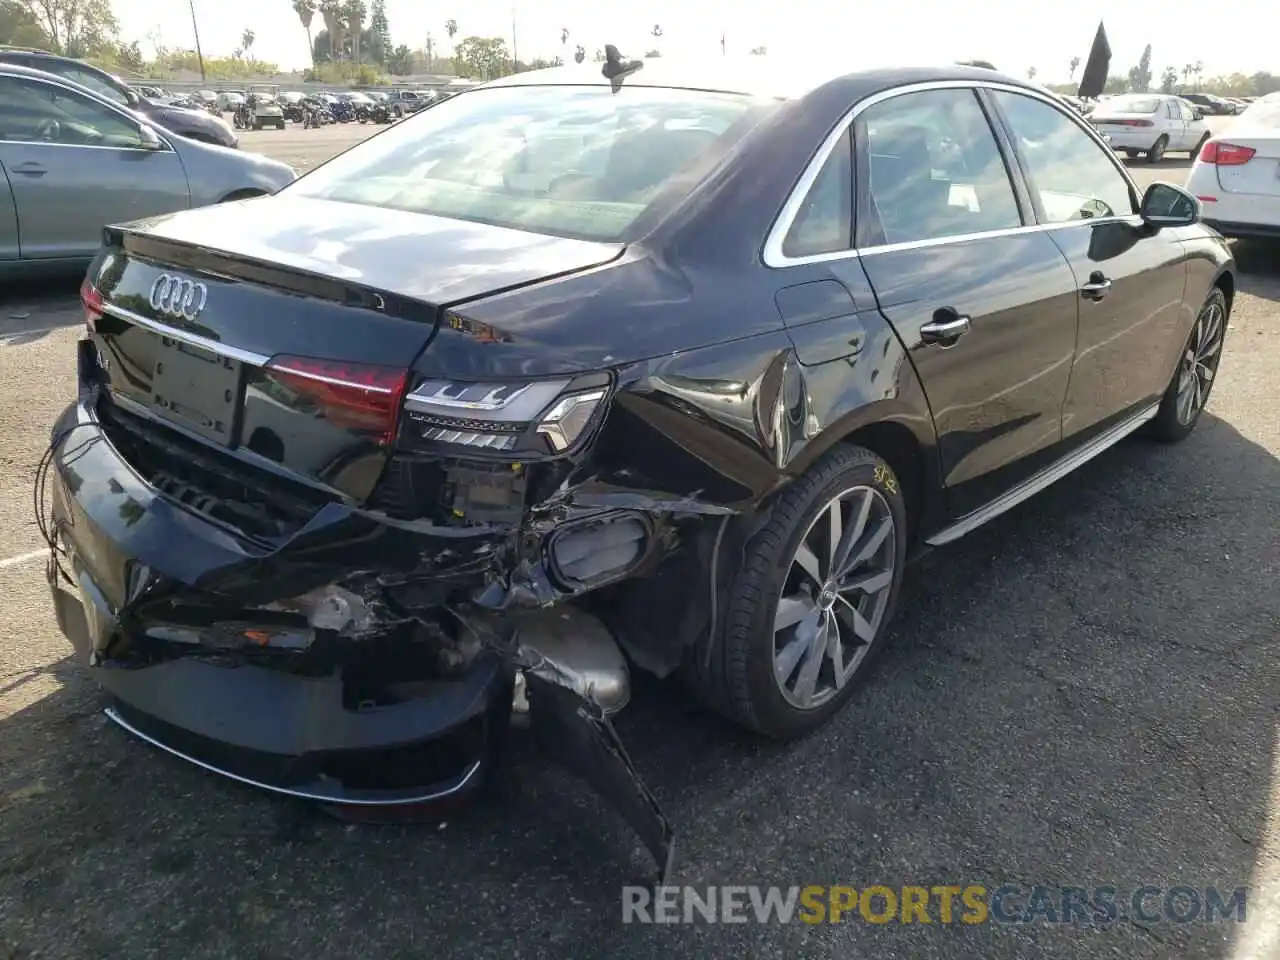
[1107,97,1161,114]
[285,84,775,242]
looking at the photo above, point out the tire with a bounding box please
[1123,149,1139,159]
[688,444,908,740]
[1147,286,1228,442]
[1146,135,1168,163]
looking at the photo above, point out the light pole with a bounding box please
[510,3,519,73]
[187,0,207,82]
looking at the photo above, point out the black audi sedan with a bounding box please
[44,56,1233,877]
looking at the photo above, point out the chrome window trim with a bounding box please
[762,79,1145,269]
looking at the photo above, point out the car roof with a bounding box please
[482,55,1038,102]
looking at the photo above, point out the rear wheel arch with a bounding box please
[1214,268,1235,315]
[781,405,938,549]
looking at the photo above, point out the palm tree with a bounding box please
[1069,55,1080,80]
[319,0,343,59]
[560,27,568,47]
[342,0,366,63]
[1027,66,1037,81]
[1193,60,1204,86]
[292,0,316,64]
[241,27,255,58]
[445,18,457,42]
[573,44,585,64]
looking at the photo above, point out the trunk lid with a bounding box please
[89,197,623,503]
[1211,131,1280,197]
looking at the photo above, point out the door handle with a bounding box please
[920,308,971,345]
[1081,272,1112,301]
[11,162,46,177]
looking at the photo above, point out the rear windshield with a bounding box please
[1241,102,1280,126]
[1108,98,1161,113]
[285,84,776,242]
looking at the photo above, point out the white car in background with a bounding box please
[1089,93,1209,162]
[1185,97,1280,240]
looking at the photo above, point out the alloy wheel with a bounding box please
[1176,298,1225,424]
[773,486,896,710]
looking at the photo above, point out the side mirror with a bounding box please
[138,124,165,151]
[1140,182,1200,228]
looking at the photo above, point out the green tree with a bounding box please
[238,27,254,58]
[16,0,117,56]
[1027,66,1036,80]
[444,17,457,42]
[368,0,389,63]
[573,43,584,64]
[318,0,342,59]
[749,45,767,55]
[453,35,507,79]
[0,0,49,46]
[1069,55,1080,80]
[342,0,365,63]
[115,38,143,71]
[291,0,315,63]
[1251,71,1280,95]
[1160,65,1178,93]
[1127,43,1152,92]
[386,41,412,74]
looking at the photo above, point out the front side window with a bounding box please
[990,90,1136,224]
[782,129,851,258]
[0,78,146,148]
[286,85,778,242]
[857,88,1022,246]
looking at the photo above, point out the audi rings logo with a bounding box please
[148,274,208,322]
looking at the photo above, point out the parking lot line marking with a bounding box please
[0,549,46,570]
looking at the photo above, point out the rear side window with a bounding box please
[857,88,1022,247]
[990,90,1136,223]
[782,129,852,258]
[287,85,778,242]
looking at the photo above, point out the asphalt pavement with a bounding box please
[1,119,1278,960]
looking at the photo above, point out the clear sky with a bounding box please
[117,0,1272,82]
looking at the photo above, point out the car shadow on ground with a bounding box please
[0,275,83,348]
[1232,240,1280,299]
[2,407,1276,960]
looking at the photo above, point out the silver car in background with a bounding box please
[0,64,296,279]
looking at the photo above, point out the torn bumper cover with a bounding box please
[43,399,685,880]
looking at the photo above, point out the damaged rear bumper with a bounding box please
[43,398,676,877]
[49,573,505,805]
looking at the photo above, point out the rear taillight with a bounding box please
[1199,141,1256,165]
[1105,118,1153,127]
[264,355,408,444]
[80,278,103,333]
